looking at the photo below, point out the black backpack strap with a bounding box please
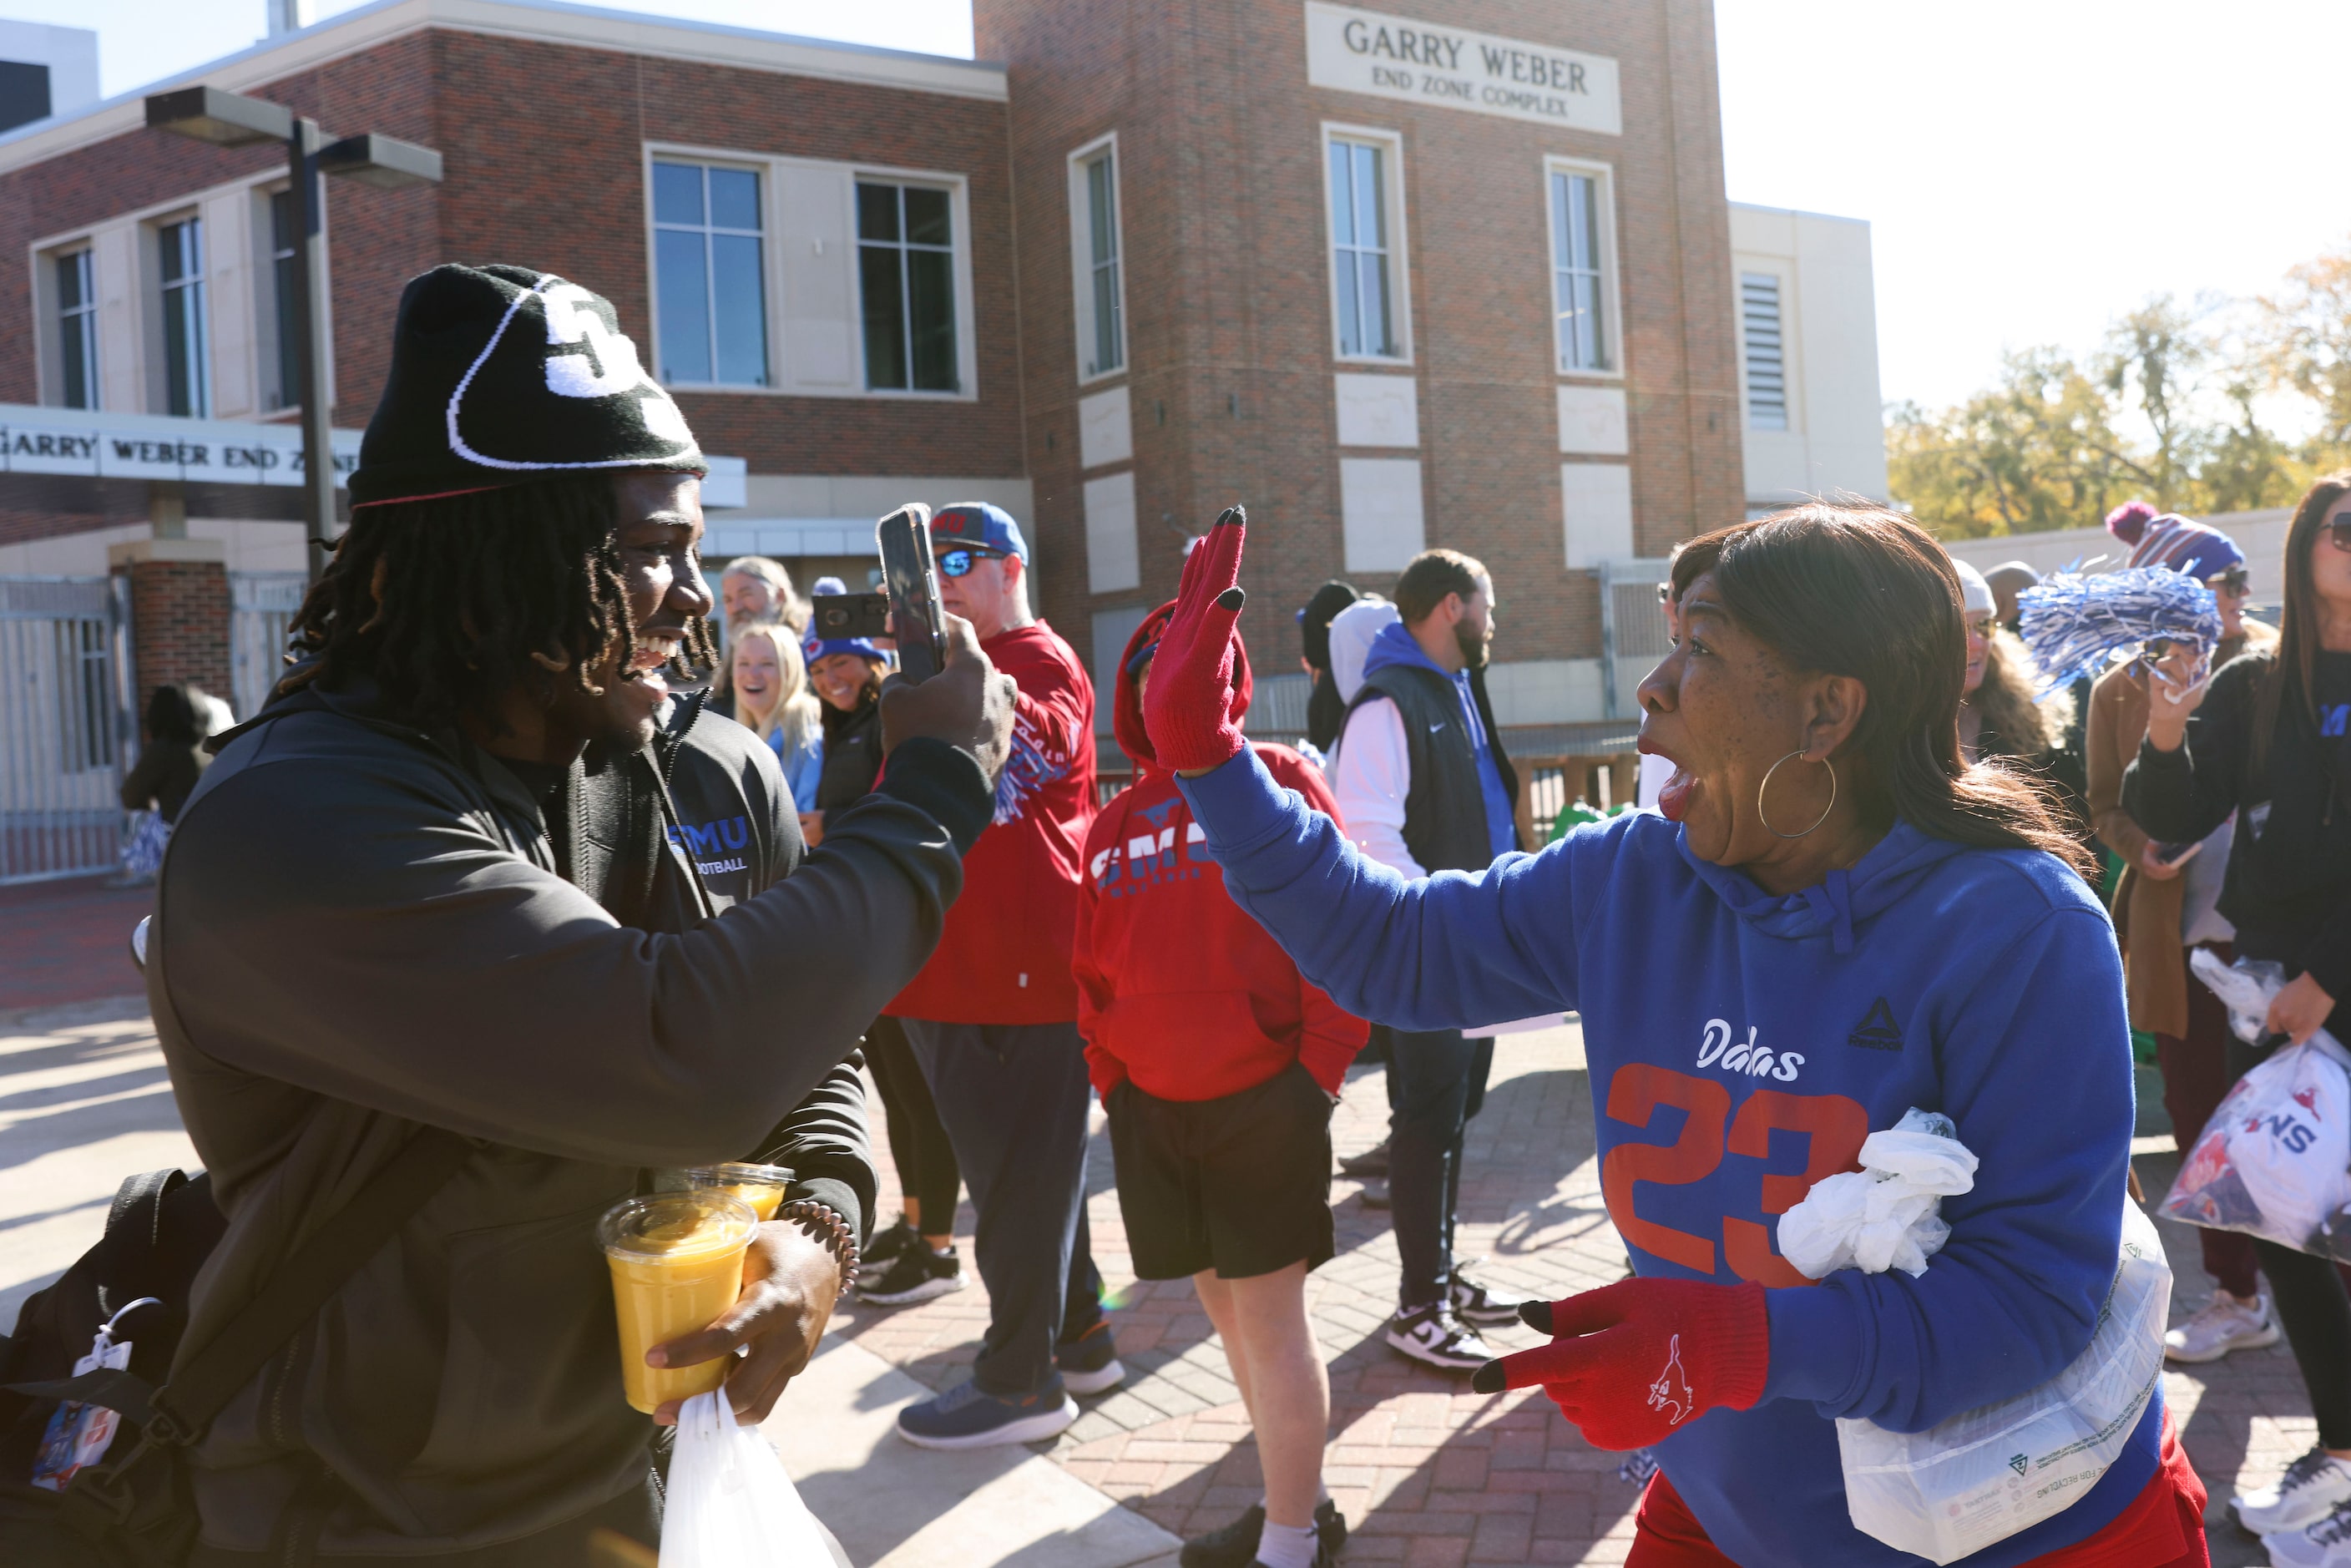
[141,1127,473,1445]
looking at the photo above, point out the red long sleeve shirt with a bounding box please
[886,622,1097,1025]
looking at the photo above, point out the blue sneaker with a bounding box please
[1055,1321,1125,1395]
[895,1378,1079,1449]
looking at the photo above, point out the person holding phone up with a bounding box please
[2084,509,2278,1368]
[2126,475,2351,1553]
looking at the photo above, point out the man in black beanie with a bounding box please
[139,265,1014,1561]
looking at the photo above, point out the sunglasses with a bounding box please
[2330,513,2351,554]
[1964,615,1997,639]
[936,548,1004,578]
[2212,566,2251,595]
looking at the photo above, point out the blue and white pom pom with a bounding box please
[2016,568,2222,698]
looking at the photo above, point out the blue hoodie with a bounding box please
[1358,620,1516,860]
[1176,751,2152,1568]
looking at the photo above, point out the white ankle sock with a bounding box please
[1254,1518,1318,1568]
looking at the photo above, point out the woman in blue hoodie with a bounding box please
[1139,504,2208,1567]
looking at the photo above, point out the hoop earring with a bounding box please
[1757,749,1837,839]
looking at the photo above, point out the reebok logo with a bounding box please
[1848,998,1904,1052]
[1646,1335,1695,1428]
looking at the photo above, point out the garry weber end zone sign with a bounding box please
[1304,2,1621,135]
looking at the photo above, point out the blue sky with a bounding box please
[46,0,2351,415]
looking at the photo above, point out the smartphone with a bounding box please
[810,591,892,643]
[876,503,947,684]
[2153,840,2203,870]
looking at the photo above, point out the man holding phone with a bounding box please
[888,503,1123,1448]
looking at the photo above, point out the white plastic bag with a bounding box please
[1835,1200,2172,1565]
[660,1390,836,1568]
[1778,1108,1979,1279]
[2157,951,2351,1259]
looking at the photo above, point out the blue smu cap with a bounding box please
[930,501,1029,564]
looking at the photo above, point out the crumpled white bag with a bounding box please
[660,1390,835,1568]
[2157,951,2351,1259]
[1778,1107,1980,1279]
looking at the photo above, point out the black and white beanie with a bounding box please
[349,264,705,508]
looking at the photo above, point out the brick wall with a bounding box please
[0,26,1021,483]
[978,0,1745,665]
[119,559,231,720]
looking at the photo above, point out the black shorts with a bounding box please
[1105,1060,1336,1282]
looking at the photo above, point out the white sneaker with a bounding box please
[2237,1446,2351,1535]
[2164,1292,2281,1363]
[2264,1497,2351,1566]
[1384,1302,1496,1371]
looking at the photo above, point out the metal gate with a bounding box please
[1597,556,1674,719]
[231,572,307,721]
[0,575,134,884]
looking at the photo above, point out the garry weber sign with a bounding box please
[1304,3,1621,135]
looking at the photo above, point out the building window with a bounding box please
[1742,271,1787,431]
[1551,171,1608,372]
[158,216,208,417]
[1327,136,1399,360]
[55,248,97,410]
[857,180,958,392]
[268,190,301,410]
[1072,143,1124,379]
[651,159,771,387]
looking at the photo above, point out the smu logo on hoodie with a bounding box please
[1090,798,1211,895]
[668,815,750,878]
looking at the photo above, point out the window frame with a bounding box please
[1320,122,1413,367]
[648,155,774,391]
[154,211,210,419]
[639,143,978,402]
[1738,268,1791,432]
[853,175,965,397]
[1066,132,1128,385]
[50,245,99,411]
[1541,155,1624,382]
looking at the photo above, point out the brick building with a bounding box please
[0,0,1885,878]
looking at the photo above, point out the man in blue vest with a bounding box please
[1328,549,1530,1369]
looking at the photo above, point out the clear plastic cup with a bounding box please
[598,1191,758,1414]
[683,1161,794,1222]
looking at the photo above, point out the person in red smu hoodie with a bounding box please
[1076,602,1368,1568]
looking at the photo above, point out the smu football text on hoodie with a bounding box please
[888,622,1097,1024]
[1074,606,1367,1102]
[1175,750,2158,1568]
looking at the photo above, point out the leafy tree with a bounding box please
[2252,245,2351,449]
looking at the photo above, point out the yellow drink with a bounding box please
[598,1191,757,1414]
[684,1161,793,1222]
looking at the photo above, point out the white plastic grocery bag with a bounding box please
[1834,1199,2172,1565]
[2158,951,2351,1259]
[1778,1108,1980,1279]
[660,1390,836,1568]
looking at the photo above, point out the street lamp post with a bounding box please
[144,86,442,582]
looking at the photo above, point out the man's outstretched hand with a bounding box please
[880,611,1017,783]
[1469,1276,1770,1451]
[1145,505,1251,776]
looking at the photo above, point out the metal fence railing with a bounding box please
[1598,556,1674,719]
[231,571,308,721]
[0,575,134,884]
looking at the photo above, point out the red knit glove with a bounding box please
[1469,1277,1769,1450]
[1142,506,1251,774]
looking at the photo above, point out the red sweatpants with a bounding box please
[1626,1409,2208,1568]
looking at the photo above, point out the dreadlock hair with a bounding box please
[281,471,717,728]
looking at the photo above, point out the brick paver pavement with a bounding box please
[0,873,154,1011]
[838,1026,2304,1566]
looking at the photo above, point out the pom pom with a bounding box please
[2105,499,2157,544]
[2017,568,2223,698]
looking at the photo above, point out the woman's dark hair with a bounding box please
[1669,503,2093,876]
[144,684,202,746]
[281,473,715,727]
[2252,471,2351,779]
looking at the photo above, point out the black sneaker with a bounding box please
[1337,1139,1390,1178]
[1055,1320,1125,1395]
[1385,1302,1496,1371]
[858,1244,965,1306]
[1449,1272,1532,1328]
[1179,1499,1347,1568]
[864,1215,920,1268]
